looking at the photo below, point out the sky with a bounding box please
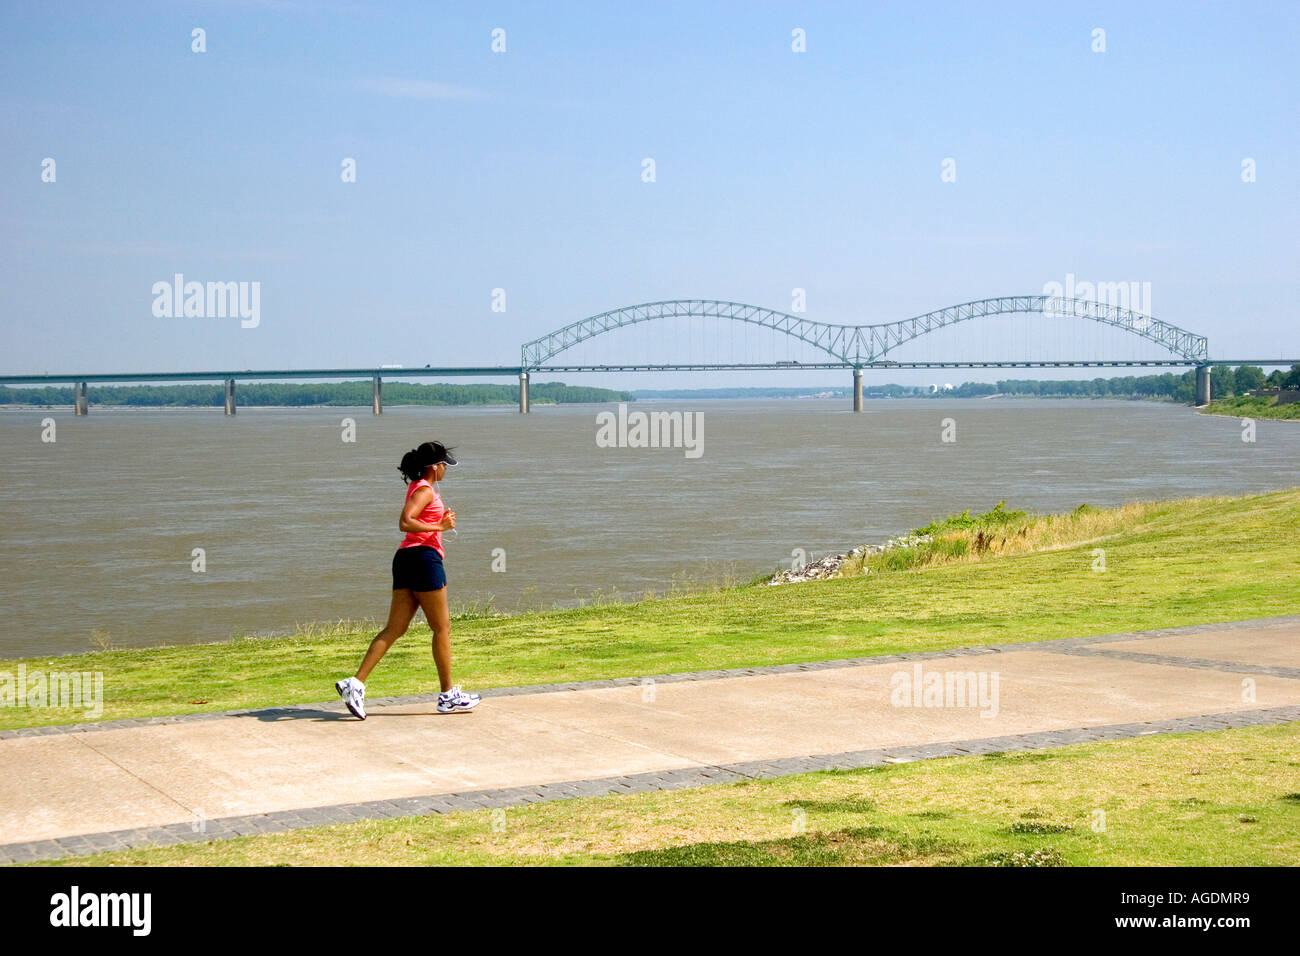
[1,1,1297,390]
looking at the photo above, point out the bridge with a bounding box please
[2,295,1294,414]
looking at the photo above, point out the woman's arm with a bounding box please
[399,487,454,533]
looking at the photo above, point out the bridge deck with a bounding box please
[1,360,1295,386]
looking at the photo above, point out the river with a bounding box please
[1,398,1295,657]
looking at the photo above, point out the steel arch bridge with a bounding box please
[520,296,1210,368]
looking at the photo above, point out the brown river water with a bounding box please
[1,398,1296,658]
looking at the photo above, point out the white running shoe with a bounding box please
[335,677,366,720]
[437,686,480,714]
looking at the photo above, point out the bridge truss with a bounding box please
[520,296,1210,368]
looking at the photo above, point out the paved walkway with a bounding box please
[3,616,1298,862]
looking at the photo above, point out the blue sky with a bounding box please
[2,1,1296,388]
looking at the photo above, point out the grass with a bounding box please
[38,721,1300,867]
[1203,395,1300,420]
[833,499,1155,576]
[3,487,1298,732]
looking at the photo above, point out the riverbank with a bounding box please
[3,487,1297,732]
[0,381,632,409]
[764,500,1155,584]
[1201,395,1300,420]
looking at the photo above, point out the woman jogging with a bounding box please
[335,441,480,719]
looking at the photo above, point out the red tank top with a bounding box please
[399,479,445,556]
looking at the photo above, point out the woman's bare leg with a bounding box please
[415,588,452,692]
[355,590,419,683]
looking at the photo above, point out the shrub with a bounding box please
[979,500,1028,525]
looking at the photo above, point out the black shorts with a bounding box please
[392,546,446,592]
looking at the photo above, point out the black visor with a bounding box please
[422,441,456,467]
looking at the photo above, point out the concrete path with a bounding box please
[4,616,1298,862]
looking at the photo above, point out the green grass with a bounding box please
[38,721,1300,867]
[4,487,1299,732]
[1203,395,1300,420]
[834,499,1153,576]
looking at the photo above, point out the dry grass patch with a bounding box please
[836,498,1202,577]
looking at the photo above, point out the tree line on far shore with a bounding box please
[3,366,1296,407]
[639,366,1300,402]
[941,365,1300,401]
[0,381,634,407]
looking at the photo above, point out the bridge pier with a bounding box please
[852,367,863,412]
[74,382,88,416]
[223,379,236,416]
[519,371,529,414]
[1195,365,1211,406]
[372,376,383,415]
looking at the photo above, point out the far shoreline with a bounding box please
[0,395,1206,412]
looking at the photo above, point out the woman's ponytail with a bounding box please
[397,449,424,483]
